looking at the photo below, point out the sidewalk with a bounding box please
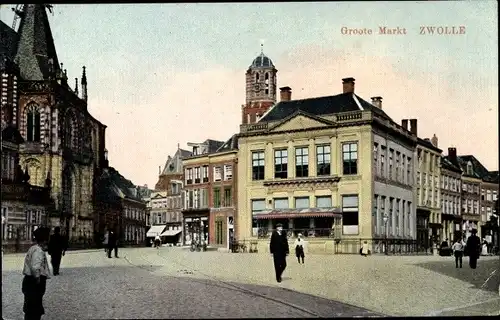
[128,249,500,317]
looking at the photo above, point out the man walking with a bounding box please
[466,229,481,269]
[48,227,67,276]
[107,230,118,258]
[270,223,289,283]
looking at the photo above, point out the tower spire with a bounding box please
[81,66,88,102]
[261,43,264,54]
[14,4,60,80]
[75,78,79,96]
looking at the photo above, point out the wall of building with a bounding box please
[415,144,442,237]
[237,122,373,241]
[373,133,416,240]
[440,167,462,241]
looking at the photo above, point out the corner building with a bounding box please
[237,77,418,254]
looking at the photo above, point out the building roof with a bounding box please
[205,139,225,153]
[0,20,20,68]
[14,4,61,81]
[160,148,192,175]
[96,167,144,204]
[441,155,462,173]
[417,137,442,153]
[250,51,274,69]
[258,92,393,123]
[216,134,239,152]
[455,155,495,182]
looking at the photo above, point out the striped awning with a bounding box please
[253,208,342,220]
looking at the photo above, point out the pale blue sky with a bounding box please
[1,2,497,188]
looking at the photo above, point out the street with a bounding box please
[2,248,499,319]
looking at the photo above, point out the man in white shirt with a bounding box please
[22,226,51,320]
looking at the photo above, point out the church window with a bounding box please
[26,104,41,142]
[265,73,270,94]
[255,73,259,82]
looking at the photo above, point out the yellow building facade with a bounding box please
[237,80,418,254]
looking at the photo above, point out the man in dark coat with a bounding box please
[107,230,119,258]
[466,229,481,269]
[48,227,67,276]
[269,223,289,283]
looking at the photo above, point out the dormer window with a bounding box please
[466,161,473,175]
[193,146,199,155]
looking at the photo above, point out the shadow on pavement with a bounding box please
[414,258,500,293]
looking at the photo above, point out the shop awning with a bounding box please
[146,225,166,237]
[253,208,342,220]
[160,230,182,237]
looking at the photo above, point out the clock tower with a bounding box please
[241,45,277,124]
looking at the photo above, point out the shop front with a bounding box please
[416,209,430,250]
[252,209,342,254]
[182,209,209,246]
[209,208,235,250]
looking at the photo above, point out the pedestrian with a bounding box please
[107,230,118,258]
[103,230,109,256]
[269,223,289,283]
[294,233,305,264]
[47,227,67,276]
[154,234,161,249]
[465,229,481,269]
[452,238,464,268]
[22,226,51,320]
[360,241,370,257]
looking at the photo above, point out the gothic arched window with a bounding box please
[255,73,259,82]
[26,104,41,142]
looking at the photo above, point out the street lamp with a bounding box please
[383,214,389,255]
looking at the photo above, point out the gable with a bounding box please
[269,114,331,133]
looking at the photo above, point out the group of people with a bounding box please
[22,226,67,320]
[269,224,307,283]
[451,229,485,269]
[102,229,119,258]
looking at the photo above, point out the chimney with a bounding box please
[279,86,292,101]
[371,96,383,109]
[448,147,457,164]
[342,77,355,94]
[402,119,409,130]
[431,134,438,148]
[409,119,418,135]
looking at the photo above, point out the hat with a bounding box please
[471,229,478,234]
[33,227,50,242]
[276,223,283,228]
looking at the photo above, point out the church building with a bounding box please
[1,4,108,244]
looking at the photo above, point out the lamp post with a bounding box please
[383,214,389,255]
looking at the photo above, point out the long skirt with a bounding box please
[22,275,47,318]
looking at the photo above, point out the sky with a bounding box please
[1,2,498,188]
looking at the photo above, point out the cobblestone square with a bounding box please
[2,248,499,319]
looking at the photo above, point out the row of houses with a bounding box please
[147,51,498,254]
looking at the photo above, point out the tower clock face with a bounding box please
[254,83,260,92]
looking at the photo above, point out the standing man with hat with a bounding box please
[466,228,481,269]
[269,223,289,283]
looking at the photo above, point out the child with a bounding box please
[22,226,51,320]
[452,238,464,268]
[294,233,305,264]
